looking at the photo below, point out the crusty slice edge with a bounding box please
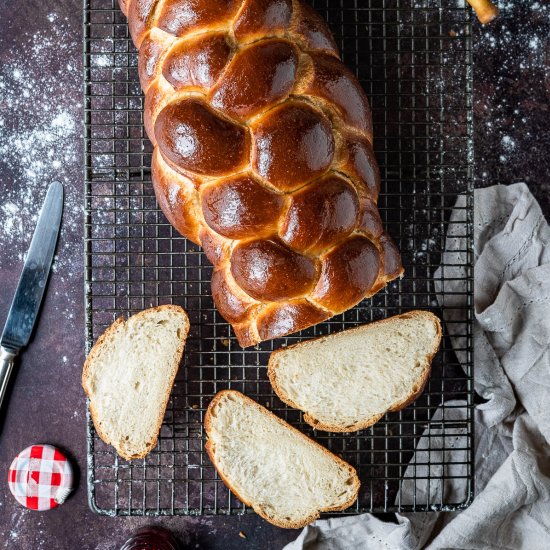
[268,310,442,433]
[204,390,360,529]
[82,304,190,460]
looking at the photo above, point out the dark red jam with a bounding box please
[119,527,180,550]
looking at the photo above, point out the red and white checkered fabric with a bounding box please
[8,444,73,511]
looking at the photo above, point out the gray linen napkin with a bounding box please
[285,183,550,550]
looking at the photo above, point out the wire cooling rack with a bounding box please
[84,0,474,515]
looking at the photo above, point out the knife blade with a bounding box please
[0,181,63,412]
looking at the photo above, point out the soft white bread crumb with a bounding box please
[268,311,442,432]
[204,390,359,528]
[82,305,189,460]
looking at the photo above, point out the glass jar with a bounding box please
[119,527,180,550]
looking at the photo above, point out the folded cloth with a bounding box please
[285,183,550,550]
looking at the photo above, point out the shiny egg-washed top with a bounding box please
[119,0,403,347]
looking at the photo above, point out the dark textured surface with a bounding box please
[0,1,548,549]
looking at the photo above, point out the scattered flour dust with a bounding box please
[0,12,82,279]
[473,0,549,173]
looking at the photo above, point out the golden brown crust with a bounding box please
[268,311,442,432]
[204,390,360,528]
[82,305,190,461]
[120,0,402,347]
[255,299,330,343]
[151,148,202,244]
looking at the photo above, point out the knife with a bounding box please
[0,181,64,413]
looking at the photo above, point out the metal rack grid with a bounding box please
[84,0,474,515]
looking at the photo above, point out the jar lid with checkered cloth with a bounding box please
[8,444,73,511]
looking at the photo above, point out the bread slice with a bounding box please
[268,310,442,432]
[82,305,189,460]
[204,390,360,528]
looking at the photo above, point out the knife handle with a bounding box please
[0,346,17,413]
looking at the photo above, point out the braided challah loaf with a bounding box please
[119,0,403,347]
